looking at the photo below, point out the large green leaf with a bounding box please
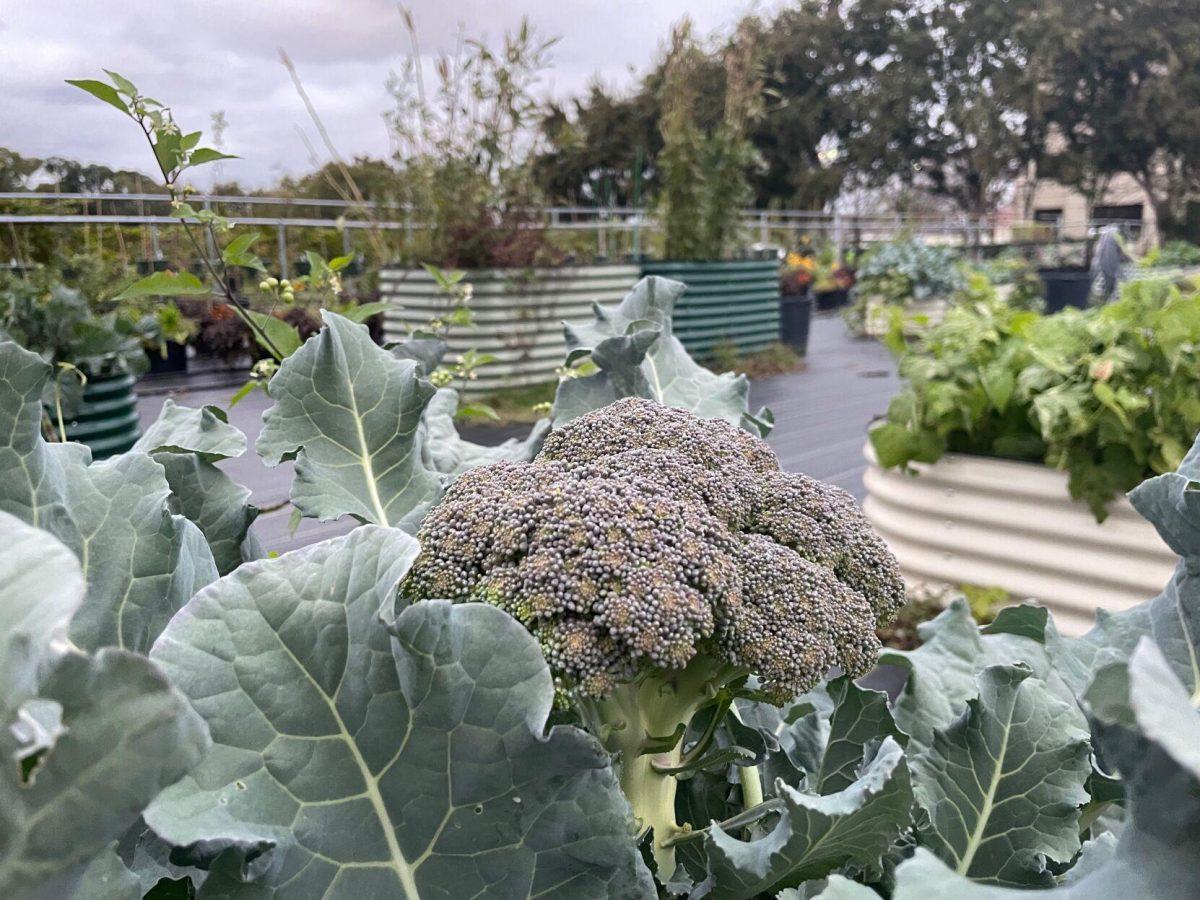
[0,341,218,653]
[256,312,442,532]
[697,737,912,898]
[552,276,773,437]
[0,510,80,715]
[812,676,906,796]
[0,514,210,900]
[135,400,260,575]
[880,600,1084,748]
[144,526,655,898]
[911,665,1091,887]
[420,386,550,476]
[1063,451,1200,697]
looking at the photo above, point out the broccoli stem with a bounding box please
[589,655,741,880]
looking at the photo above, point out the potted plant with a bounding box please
[639,20,781,362]
[779,250,814,353]
[848,238,965,336]
[379,17,639,395]
[863,278,1198,631]
[124,298,199,375]
[0,278,147,457]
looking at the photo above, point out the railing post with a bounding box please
[277,223,288,279]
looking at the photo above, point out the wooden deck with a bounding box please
[137,312,899,555]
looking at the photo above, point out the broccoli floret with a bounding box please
[401,397,904,876]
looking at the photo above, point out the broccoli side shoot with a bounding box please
[401,398,904,876]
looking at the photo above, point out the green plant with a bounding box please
[855,239,966,305]
[1138,239,1200,269]
[400,397,907,875]
[870,278,1200,518]
[4,274,1200,896]
[385,14,559,268]
[657,19,763,260]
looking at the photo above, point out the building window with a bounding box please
[1092,204,1143,223]
[1034,208,1063,224]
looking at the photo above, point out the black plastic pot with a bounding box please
[780,293,813,355]
[146,341,189,375]
[1038,267,1093,313]
[137,259,170,275]
[814,288,849,311]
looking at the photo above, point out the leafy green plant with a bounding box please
[385,14,559,269]
[656,19,763,260]
[1138,239,1200,269]
[870,278,1200,518]
[4,270,1200,895]
[854,239,966,306]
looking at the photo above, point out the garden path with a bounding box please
[136,312,899,556]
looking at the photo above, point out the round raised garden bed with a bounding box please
[380,264,639,394]
[861,444,1175,635]
[60,373,142,459]
[640,259,781,361]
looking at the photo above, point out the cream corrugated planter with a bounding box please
[380,264,639,395]
[864,295,949,336]
[862,444,1176,636]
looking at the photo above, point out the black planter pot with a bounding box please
[146,341,189,375]
[1038,267,1093,313]
[137,259,170,276]
[814,288,849,311]
[780,293,813,355]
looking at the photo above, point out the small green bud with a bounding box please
[266,277,279,288]
[258,280,271,292]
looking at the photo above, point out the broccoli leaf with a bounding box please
[144,526,656,898]
[910,665,1091,887]
[134,399,246,461]
[256,311,442,532]
[0,513,210,900]
[0,341,218,653]
[1063,452,1200,696]
[135,400,260,575]
[811,676,906,796]
[880,600,1084,748]
[553,276,773,437]
[420,386,550,476]
[696,737,912,898]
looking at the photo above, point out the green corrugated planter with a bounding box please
[60,373,141,459]
[641,259,781,360]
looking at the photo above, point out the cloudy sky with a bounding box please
[0,0,779,187]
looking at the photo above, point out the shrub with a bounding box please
[870,278,1200,518]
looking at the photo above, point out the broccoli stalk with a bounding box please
[580,655,744,875]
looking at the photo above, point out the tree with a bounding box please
[1037,0,1200,242]
[838,0,1044,235]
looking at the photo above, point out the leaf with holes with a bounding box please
[256,311,442,532]
[0,513,209,900]
[143,526,655,898]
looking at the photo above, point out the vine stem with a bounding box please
[134,115,286,362]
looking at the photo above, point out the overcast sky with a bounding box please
[0,0,780,187]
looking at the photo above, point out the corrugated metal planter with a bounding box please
[60,373,142,459]
[640,260,780,360]
[380,265,639,394]
[861,444,1176,636]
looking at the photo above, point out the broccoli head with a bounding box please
[400,398,904,874]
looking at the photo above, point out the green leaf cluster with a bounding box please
[871,277,1200,518]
